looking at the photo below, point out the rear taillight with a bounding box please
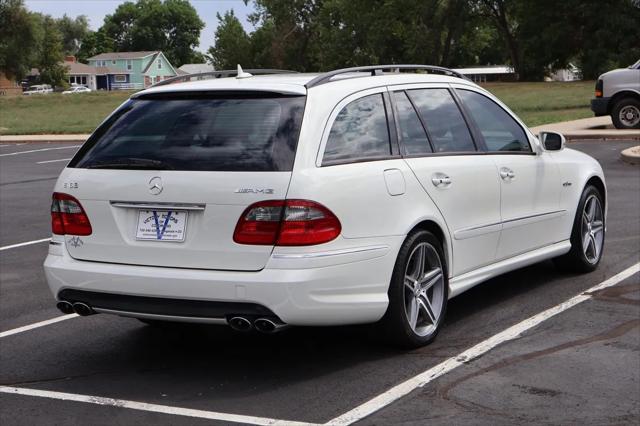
[51,192,92,236]
[233,200,341,246]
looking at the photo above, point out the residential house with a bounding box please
[87,51,178,90]
[178,63,215,75]
[64,56,98,90]
[0,72,22,96]
[453,65,517,83]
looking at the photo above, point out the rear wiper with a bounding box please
[85,158,174,170]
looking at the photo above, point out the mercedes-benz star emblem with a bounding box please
[148,176,163,195]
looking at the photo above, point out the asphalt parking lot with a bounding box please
[0,139,638,425]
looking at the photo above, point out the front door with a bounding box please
[454,88,562,260]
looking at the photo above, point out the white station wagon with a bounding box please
[45,65,606,347]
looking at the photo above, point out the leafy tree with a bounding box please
[76,29,115,63]
[34,14,67,86]
[208,10,252,69]
[0,0,38,80]
[56,14,90,55]
[101,0,204,66]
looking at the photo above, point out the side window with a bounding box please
[393,91,432,155]
[457,89,531,152]
[323,94,391,164]
[407,89,476,153]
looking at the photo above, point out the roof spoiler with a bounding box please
[305,64,470,88]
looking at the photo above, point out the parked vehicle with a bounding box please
[62,86,92,94]
[23,84,53,95]
[591,59,640,129]
[45,65,607,347]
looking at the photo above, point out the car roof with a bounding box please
[133,71,478,98]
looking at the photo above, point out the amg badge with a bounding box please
[234,188,275,194]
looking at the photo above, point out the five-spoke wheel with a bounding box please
[379,229,448,348]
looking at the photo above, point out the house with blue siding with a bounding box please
[86,51,178,90]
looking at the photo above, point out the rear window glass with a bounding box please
[70,94,306,171]
[322,94,391,165]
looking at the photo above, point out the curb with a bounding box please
[562,133,640,141]
[620,146,640,165]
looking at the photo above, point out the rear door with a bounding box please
[392,86,502,276]
[59,92,306,271]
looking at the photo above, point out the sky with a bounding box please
[24,0,255,54]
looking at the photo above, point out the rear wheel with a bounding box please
[378,230,448,348]
[554,185,605,272]
[611,98,640,129]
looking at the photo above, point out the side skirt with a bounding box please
[448,240,571,298]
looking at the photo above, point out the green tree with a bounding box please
[101,0,204,66]
[35,14,67,86]
[0,0,38,80]
[208,10,252,69]
[76,29,115,63]
[56,14,90,55]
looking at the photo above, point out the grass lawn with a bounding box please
[481,80,595,127]
[0,81,596,135]
[0,91,132,135]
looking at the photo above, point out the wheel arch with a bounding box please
[608,90,640,114]
[585,174,607,213]
[407,219,452,278]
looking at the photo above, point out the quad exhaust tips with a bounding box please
[227,316,289,333]
[56,300,95,316]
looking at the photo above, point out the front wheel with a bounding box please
[554,185,605,272]
[378,230,448,348]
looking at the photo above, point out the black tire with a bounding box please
[553,185,605,273]
[377,230,449,348]
[611,97,640,129]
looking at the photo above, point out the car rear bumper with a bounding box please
[590,97,610,116]
[44,238,401,326]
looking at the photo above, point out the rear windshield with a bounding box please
[70,93,306,171]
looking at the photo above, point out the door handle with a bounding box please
[499,167,515,180]
[431,174,452,187]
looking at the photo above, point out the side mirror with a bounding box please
[539,131,566,151]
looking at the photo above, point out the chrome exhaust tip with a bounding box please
[56,301,74,315]
[228,316,253,332]
[254,318,288,333]
[72,302,94,316]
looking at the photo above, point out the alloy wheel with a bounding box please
[581,195,604,264]
[403,242,445,336]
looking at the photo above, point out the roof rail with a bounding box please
[152,69,298,88]
[305,64,469,88]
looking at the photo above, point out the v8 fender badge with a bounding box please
[67,236,83,248]
[234,188,275,194]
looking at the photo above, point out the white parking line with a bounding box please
[0,314,77,339]
[326,261,640,426]
[37,158,72,164]
[0,386,319,426]
[0,238,51,252]
[0,145,80,157]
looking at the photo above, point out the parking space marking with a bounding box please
[327,262,640,426]
[0,145,80,157]
[0,386,319,426]
[37,158,72,164]
[0,314,77,339]
[0,238,51,252]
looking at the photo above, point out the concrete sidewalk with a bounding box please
[530,116,640,140]
[0,134,90,143]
